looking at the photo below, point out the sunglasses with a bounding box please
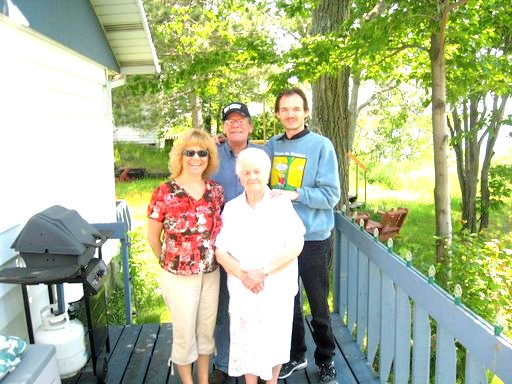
[183,149,209,158]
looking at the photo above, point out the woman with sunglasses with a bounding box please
[147,128,224,384]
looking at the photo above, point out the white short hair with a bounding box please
[236,148,271,177]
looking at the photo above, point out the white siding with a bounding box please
[114,126,159,145]
[0,16,118,336]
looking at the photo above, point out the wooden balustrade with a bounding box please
[332,212,512,383]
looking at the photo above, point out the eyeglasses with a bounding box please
[224,119,247,127]
[183,150,209,158]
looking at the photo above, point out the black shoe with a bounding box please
[318,361,337,384]
[209,368,229,384]
[278,358,307,379]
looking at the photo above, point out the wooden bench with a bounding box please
[363,207,408,241]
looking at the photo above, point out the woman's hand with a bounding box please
[241,269,265,294]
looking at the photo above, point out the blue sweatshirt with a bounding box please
[265,129,341,241]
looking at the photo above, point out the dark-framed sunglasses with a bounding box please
[183,149,209,158]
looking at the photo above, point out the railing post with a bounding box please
[92,200,133,325]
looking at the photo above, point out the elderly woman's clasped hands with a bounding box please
[241,268,265,293]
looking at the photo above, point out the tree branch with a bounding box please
[364,0,388,22]
[357,84,397,113]
[373,43,428,67]
[448,0,470,12]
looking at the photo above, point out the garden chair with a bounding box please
[364,207,409,241]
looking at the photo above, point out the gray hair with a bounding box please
[235,148,271,177]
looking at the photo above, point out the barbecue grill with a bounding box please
[12,205,107,268]
[0,205,112,383]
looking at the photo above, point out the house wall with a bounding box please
[1,0,119,72]
[0,15,118,336]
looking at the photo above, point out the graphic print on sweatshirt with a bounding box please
[270,153,307,191]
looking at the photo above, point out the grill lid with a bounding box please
[11,205,106,262]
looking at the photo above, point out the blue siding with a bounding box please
[2,0,119,72]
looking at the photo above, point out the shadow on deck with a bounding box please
[63,314,377,384]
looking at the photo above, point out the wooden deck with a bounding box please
[63,314,378,384]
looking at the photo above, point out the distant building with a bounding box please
[114,126,159,146]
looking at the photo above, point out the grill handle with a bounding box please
[82,232,108,248]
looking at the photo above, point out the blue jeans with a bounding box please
[213,266,230,372]
[290,238,336,366]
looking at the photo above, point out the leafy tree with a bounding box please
[356,84,432,164]
[445,0,512,233]
[274,0,463,261]
[113,0,280,136]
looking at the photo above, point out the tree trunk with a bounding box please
[480,94,509,230]
[348,73,360,152]
[310,0,350,208]
[430,30,453,271]
[190,92,204,130]
[311,73,350,208]
[450,99,480,233]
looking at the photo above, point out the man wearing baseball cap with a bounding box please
[210,101,266,384]
[221,102,251,121]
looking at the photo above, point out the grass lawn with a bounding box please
[113,172,511,333]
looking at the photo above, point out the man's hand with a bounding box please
[269,189,299,201]
[213,134,227,145]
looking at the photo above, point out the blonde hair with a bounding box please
[169,129,219,179]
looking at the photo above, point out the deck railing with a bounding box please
[332,212,512,383]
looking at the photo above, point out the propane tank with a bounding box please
[35,304,88,378]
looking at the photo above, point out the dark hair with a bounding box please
[274,88,309,113]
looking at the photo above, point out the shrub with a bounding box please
[108,228,169,325]
[115,143,169,174]
[448,230,512,337]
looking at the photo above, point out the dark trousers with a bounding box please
[290,237,336,366]
[212,266,230,372]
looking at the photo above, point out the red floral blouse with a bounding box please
[147,179,224,275]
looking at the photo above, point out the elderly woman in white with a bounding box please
[214,148,305,384]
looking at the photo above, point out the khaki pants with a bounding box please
[160,269,220,365]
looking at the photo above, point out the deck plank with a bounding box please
[144,323,172,384]
[108,325,143,383]
[108,325,124,353]
[331,314,379,383]
[122,323,160,384]
[301,317,322,384]
[305,315,358,384]
[63,314,376,384]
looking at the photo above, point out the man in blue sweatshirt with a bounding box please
[266,88,340,384]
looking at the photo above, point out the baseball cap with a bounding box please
[222,102,251,121]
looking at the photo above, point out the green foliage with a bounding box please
[487,164,512,210]
[354,83,433,165]
[112,0,281,137]
[126,229,169,324]
[448,230,512,335]
[107,228,169,325]
[114,143,169,174]
[251,111,281,141]
[365,163,395,190]
[112,77,168,131]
